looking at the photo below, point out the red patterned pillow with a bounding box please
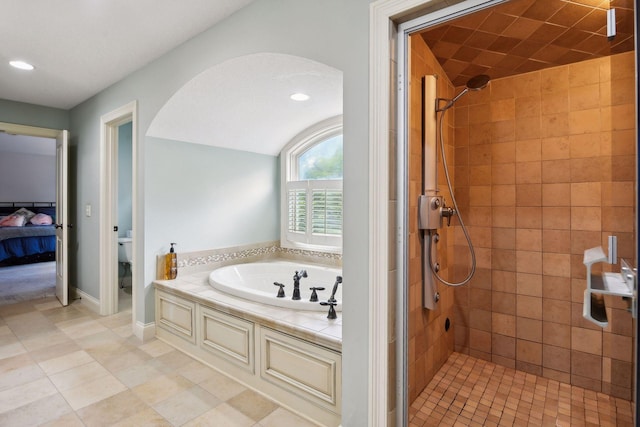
[0,214,26,227]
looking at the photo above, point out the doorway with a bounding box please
[116,121,133,312]
[99,101,138,332]
[0,123,69,307]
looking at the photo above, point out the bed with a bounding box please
[0,203,56,266]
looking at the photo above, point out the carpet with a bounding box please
[0,261,56,306]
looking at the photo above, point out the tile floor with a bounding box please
[409,352,634,427]
[0,296,319,426]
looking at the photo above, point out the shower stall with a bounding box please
[396,0,638,425]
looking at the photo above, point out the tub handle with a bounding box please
[309,287,325,302]
[274,282,285,298]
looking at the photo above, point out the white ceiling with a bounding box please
[1,0,255,109]
[3,1,343,156]
[147,53,343,156]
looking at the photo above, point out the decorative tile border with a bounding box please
[173,241,342,277]
[178,244,279,267]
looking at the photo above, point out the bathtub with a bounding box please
[208,260,342,312]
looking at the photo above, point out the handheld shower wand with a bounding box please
[419,74,490,308]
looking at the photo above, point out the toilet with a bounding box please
[118,237,133,289]
[118,237,133,264]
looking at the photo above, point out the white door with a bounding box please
[55,130,69,306]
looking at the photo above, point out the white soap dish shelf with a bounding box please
[582,246,636,328]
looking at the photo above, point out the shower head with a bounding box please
[437,74,491,112]
[465,74,490,91]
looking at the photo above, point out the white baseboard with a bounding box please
[70,286,100,313]
[134,320,156,342]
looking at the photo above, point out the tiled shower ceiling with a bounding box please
[419,0,635,87]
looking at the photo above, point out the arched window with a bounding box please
[281,116,342,253]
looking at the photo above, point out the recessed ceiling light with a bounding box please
[290,93,310,101]
[9,60,34,71]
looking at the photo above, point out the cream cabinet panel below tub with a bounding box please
[199,306,255,373]
[156,291,196,344]
[260,327,341,414]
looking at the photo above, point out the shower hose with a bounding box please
[426,105,476,287]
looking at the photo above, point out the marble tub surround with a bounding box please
[157,241,342,279]
[154,269,342,351]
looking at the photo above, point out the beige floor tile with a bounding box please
[153,385,220,426]
[113,361,164,388]
[53,315,95,330]
[99,348,152,372]
[132,372,194,406]
[4,312,58,339]
[183,402,255,427]
[139,339,174,358]
[19,329,75,352]
[39,411,85,427]
[0,377,57,414]
[48,360,111,391]
[0,340,26,361]
[34,300,64,311]
[177,359,219,384]
[0,352,35,376]
[0,302,37,317]
[227,389,279,422]
[38,349,94,375]
[74,329,126,350]
[59,318,109,339]
[199,370,247,401]
[76,390,149,427]
[97,310,131,329]
[0,359,45,392]
[28,340,82,363]
[151,348,197,372]
[59,373,127,411]
[0,325,12,337]
[111,323,135,338]
[110,407,172,427]
[43,307,89,324]
[257,407,320,427]
[0,392,72,426]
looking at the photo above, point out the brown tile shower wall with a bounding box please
[407,35,458,403]
[452,51,637,400]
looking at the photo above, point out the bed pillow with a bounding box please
[30,213,53,225]
[0,214,26,227]
[12,208,36,222]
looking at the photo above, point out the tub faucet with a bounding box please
[328,275,342,303]
[292,270,307,300]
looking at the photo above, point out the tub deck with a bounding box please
[154,271,342,352]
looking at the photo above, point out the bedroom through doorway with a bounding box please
[0,132,57,306]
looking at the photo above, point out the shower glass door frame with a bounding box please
[395,2,508,424]
[393,0,639,425]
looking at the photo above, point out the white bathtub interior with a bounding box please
[209,260,342,311]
